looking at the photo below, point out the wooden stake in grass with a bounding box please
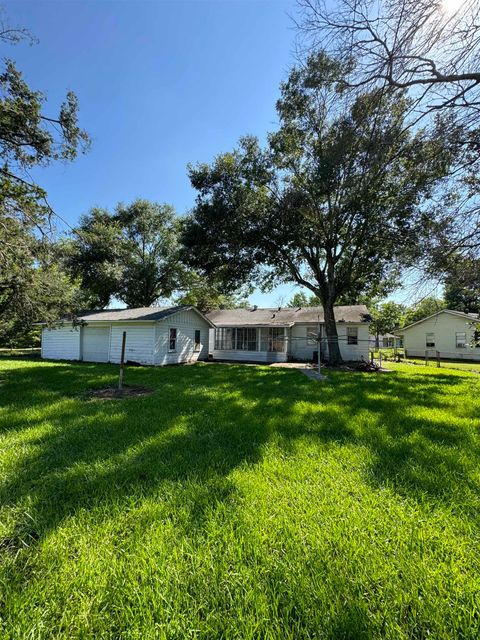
[118,331,127,390]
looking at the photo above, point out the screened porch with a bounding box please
[212,326,290,362]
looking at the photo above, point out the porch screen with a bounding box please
[235,328,257,351]
[260,328,286,352]
[214,328,256,351]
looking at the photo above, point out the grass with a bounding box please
[404,357,480,374]
[371,349,480,374]
[0,359,479,639]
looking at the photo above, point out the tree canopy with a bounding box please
[404,297,446,325]
[297,0,480,302]
[183,53,454,363]
[443,257,480,314]
[369,301,406,340]
[66,200,183,309]
[0,9,89,344]
[288,292,320,308]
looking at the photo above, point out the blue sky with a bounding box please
[5,0,433,307]
[6,0,308,306]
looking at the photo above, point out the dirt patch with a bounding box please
[87,385,152,400]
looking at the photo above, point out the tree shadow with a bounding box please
[1,362,478,541]
[0,360,479,636]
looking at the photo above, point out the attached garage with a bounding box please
[40,306,215,366]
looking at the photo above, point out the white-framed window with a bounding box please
[455,332,467,349]
[169,328,177,351]
[426,333,435,348]
[214,328,233,350]
[235,327,257,351]
[214,328,257,351]
[260,327,286,352]
[347,326,358,345]
[194,329,201,351]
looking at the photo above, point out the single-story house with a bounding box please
[399,309,480,360]
[40,306,214,365]
[369,333,403,349]
[206,305,371,363]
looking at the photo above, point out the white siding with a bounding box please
[335,323,370,361]
[289,324,318,361]
[289,323,369,362]
[402,312,480,360]
[109,324,155,365]
[41,325,81,361]
[211,349,287,363]
[155,310,211,365]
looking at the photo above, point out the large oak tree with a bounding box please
[183,53,453,364]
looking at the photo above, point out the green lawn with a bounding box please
[0,359,479,639]
[405,357,480,374]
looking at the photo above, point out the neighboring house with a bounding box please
[206,305,370,363]
[40,306,214,365]
[399,309,480,360]
[369,333,403,349]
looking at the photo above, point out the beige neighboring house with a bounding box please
[206,305,371,363]
[399,309,480,361]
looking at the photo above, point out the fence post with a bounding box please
[379,351,382,368]
[425,350,428,366]
[436,351,440,368]
[118,331,127,390]
[370,350,374,364]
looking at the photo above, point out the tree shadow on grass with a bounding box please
[0,361,479,637]
[1,361,478,539]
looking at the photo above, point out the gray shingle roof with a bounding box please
[206,305,370,327]
[61,306,214,325]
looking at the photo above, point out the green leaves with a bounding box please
[67,200,185,309]
[184,52,456,363]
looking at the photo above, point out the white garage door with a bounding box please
[82,326,110,362]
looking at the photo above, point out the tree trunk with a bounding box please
[323,299,342,365]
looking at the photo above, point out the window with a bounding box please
[456,332,467,349]
[169,328,177,351]
[426,333,435,348]
[214,328,257,351]
[214,328,233,350]
[194,329,201,351]
[347,326,358,345]
[261,327,286,352]
[235,327,257,351]
[475,330,480,348]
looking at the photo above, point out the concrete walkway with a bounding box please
[270,361,328,381]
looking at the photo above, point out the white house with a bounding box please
[399,309,480,361]
[40,306,214,365]
[369,333,403,349]
[206,305,371,363]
